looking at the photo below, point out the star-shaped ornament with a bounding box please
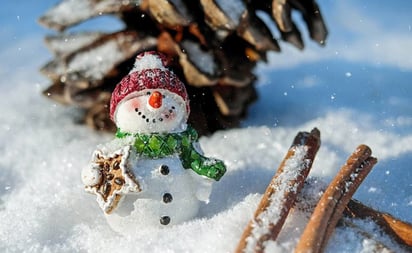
[82,146,141,214]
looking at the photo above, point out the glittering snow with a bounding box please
[1,70,411,252]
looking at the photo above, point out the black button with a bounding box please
[160,216,170,225]
[160,165,169,175]
[163,193,173,203]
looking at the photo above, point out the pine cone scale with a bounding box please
[38,0,141,31]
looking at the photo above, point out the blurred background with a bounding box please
[1,0,411,128]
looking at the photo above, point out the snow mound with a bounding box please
[0,77,411,252]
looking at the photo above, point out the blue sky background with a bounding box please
[247,0,412,129]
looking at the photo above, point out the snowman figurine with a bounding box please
[81,51,226,233]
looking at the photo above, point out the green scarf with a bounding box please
[115,126,226,181]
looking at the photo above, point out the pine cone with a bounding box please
[39,0,327,135]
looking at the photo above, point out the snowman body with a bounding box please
[82,51,225,232]
[105,154,205,231]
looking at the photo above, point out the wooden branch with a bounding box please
[345,199,412,249]
[294,145,377,253]
[235,128,321,253]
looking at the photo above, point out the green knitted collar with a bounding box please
[115,126,198,159]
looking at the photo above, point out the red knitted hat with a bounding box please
[110,51,189,122]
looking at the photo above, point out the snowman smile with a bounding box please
[134,106,176,124]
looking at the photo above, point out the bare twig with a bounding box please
[294,145,377,253]
[235,128,321,253]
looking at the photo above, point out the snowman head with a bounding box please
[110,51,190,134]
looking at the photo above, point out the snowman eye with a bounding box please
[162,95,165,98]
[146,91,151,95]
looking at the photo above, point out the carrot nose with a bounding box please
[148,91,162,109]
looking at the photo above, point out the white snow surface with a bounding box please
[1,1,412,252]
[1,70,411,252]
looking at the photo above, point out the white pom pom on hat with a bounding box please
[129,51,169,73]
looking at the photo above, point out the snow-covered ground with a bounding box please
[0,1,411,252]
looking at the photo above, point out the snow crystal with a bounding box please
[367,187,378,193]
